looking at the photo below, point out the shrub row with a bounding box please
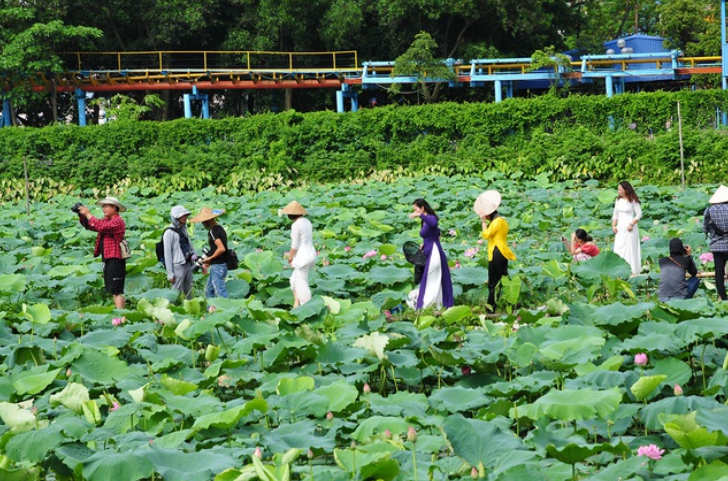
[0,90,727,188]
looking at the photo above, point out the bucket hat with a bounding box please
[170,205,191,219]
[96,196,127,212]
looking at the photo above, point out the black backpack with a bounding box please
[156,227,191,265]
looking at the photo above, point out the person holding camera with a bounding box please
[562,228,600,262]
[657,238,699,302]
[703,185,728,301]
[164,205,197,299]
[190,207,228,298]
[76,197,127,309]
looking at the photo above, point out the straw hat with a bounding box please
[96,196,126,212]
[709,185,728,204]
[473,190,502,217]
[170,205,191,219]
[281,200,308,216]
[190,207,225,223]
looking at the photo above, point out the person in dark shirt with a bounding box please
[657,238,699,302]
[703,185,728,301]
[191,207,228,298]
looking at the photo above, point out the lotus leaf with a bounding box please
[442,414,527,469]
[13,367,61,396]
[368,265,413,285]
[71,348,130,385]
[262,419,337,451]
[82,449,155,481]
[192,397,267,431]
[368,392,429,416]
[514,387,622,421]
[316,380,358,412]
[571,251,632,280]
[160,376,198,396]
[49,382,90,414]
[641,396,723,431]
[630,374,668,401]
[663,411,728,449]
[675,318,728,342]
[350,416,411,442]
[145,445,238,481]
[353,331,389,361]
[687,460,728,481]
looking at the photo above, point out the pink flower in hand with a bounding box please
[637,444,665,460]
[634,353,648,366]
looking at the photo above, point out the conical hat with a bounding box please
[709,185,728,204]
[281,201,308,215]
[190,207,225,223]
[473,190,501,217]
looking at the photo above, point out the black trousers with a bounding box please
[488,247,509,310]
[714,251,728,301]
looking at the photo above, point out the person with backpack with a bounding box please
[163,205,197,299]
[657,238,699,302]
[77,196,128,309]
[190,207,229,298]
[704,185,728,301]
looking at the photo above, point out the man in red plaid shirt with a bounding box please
[78,196,127,309]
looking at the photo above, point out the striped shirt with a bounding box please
[704,204,728,252]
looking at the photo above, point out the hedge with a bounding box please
[1,90,727,189]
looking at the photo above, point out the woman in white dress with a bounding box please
[612,181,642,275]
[282,201,317,307]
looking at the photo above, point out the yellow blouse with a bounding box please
[481,217,517,261]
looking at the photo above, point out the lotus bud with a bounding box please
[363,383,371,394]
[407,426,417,443]
[66,369,72,377]
[384,429,392,439]
[253,447,262,459]
[350,441,357,449]
[674,384,683,396]
[462,365,472,376]
[326,411,334,421]
[471,466,479,479]
[634,353,648,366]
[307,449,314,459]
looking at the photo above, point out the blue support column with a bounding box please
[336,90,344,113]
[505,81,514,99]
[494,79,503,103]
[350,94,359,112]
[1,98,11,127]
[75,88,87,126]
[183,94,192,118]
[605,76,614,98]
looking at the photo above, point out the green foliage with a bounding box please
[89,94,166,123]
[1,90,728,196]
[391,31,455,103]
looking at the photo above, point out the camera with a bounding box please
[71,202,83,214]
[191,247,211,273]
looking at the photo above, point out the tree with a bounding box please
[390,32,455,104]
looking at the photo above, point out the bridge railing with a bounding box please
[58,50,360,73]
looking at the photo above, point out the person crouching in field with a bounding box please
[77,196,127,309]
[657,238,699,302]
[563,228,600,262]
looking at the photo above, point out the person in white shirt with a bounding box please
[281,201,317,307]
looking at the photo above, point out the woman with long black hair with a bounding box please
[406,198,454,310]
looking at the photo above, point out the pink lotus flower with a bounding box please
[363,383,371,394]
[322,259,330,266]
[256,248,263,252]
[326,411,334,421]
[66,369,72,377]
[407,426,417,442]
[464,247,479,258]
[208,305,216,314]
[449,229,457,236]
[380,254,387,261]
[471,466,479,479]
[477,239,484,245]
[637,444,664,460]
[383,429,392,439]
[110,401,120,411]
[674,384,683,396]
[641,236,650,242]
[363,250,378,259]
[253,447,263,459]
[634,353,648,366]
[384,310,392,320]
[700,252,714,264]
[462,365,472,375]
[112,317,123,327]
[453,260,462,269]
[344,246,352,252]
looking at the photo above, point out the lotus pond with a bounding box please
[1,173,728,481]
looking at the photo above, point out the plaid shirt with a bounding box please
[80,214,126,259]
[704,203,728,252]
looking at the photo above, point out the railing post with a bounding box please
[1,97,12,127]
[494,79,503,103]
[183,94,192,118]
[75,88,87,127]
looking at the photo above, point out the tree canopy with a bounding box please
[0,0,722,124]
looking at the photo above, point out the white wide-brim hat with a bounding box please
[709,185,728,204]
[96,196,127,212]
[474,190,502,217]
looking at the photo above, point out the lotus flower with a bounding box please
[380,254,387,261]
[326,411,334,421]
[641,235,650,242]
[637,444,664,460]
[363,250,378,259]
[471,466,479,479]
[384,429,392,439]
[699,252,714,264]
[634,353,648,366]
[322,258,330,266]
[363,383,371,394]
[464,247,479,258]
[110,401,120,411]
[344,246,351,252]
[674,384,683,396]
[449,229,457,236]
[407,426,417,442]
[253,447,263,459]
[112,317,123,327]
